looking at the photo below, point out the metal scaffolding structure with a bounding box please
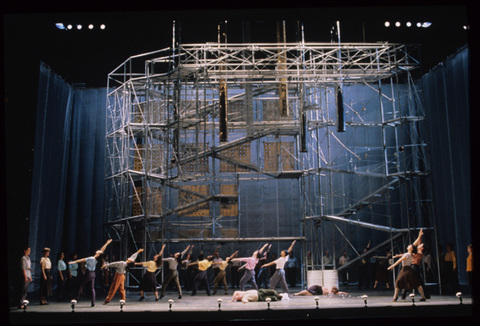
[104,38,439,289]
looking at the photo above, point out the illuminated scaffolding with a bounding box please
[104,40,439,289]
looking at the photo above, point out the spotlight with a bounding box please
[119,300,125,312]
[266,297,271,310]
[217,298,223,311]
[100,24,106,30]
[422,22,432,28]
[55,23,65,30]
[409,293,416,306]
[417,22,422,28]
[362,295,368,307]
[71,300,77,312]
[22,300,29,312]
[314,296,320,309]
[168,299,174,311]
[385,21,390,27]
[77,24,82,30]
[456,292,463,304]
[88,24,94,29]
[406,22,412,27]
[395,22,401,27]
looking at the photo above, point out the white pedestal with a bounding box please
[307,270,339,288]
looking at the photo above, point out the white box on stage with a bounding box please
[307,270,339,288]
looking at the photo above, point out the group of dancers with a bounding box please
[19,228,469,309]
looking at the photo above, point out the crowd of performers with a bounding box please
[17,231,473,309]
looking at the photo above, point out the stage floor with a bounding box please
[9,286,474,325]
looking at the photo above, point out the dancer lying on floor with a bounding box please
[294,285,348,296]
[230,289,284,303]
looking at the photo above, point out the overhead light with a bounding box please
[395,22,401,27]
[55,23,65,30]
[406,22,412,27]
[67,24,73,30]
[422,22,432,28]
[88,24,94,29]
[77,24,82,30]
[385,21,390,27]
[100,24,106,30]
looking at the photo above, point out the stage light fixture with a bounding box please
[384,21,390,27]
[22,300,29,312]
[89,24,94,29]
[168,299,174,311]
[395,22,401,27]
[362,295,368,307]
[314,296,320,309]
[100,24,106,30]
[406,22,412,27]
[456,292,463,304]
[56,23,65,30]
[77,24,82,30]
[417,22,422,27]
[71,299,77,312]
[67,24,73,30]
[119,300,125,312]
[266,297,271,310]
[422,22,432,28]
[217,298,222,311]
[409,293,415,306]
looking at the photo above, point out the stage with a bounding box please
[9,285,473,325]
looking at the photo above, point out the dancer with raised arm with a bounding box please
[69,239,113,307]
[135,244,165,301]
[231,243,269,291]
[159,245,191,299]
[101,248,144,305]
[188,246,220,296]
[261,240,296,294]
[388,241,427,302]
[212,250,239,295]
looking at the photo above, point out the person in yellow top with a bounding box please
[443,242,459,294]
[212,250,239,295]
[135,244,165,301]
[188,246,220,296]
[467,244,473,287]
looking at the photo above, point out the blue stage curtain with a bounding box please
[421,45,470,286]
[28,63,107,290]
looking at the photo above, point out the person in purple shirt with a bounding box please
[231,243,269,291]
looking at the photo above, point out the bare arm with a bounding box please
[387,254,407,270]
[228,251,239,261]
[261,261,275,268]
[159,244,166,257]
[259,243,269,254]
[413,229,423,247]
[287,240,296,253]
[212,246,221,257]
[99,239,113,253]
[69,258,87,265]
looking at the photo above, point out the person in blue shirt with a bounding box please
[69,239,112,307]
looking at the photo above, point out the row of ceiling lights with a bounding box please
[55,23,106,30]
[385,21,432,28]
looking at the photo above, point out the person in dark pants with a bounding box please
[18,246,32,309]
[56,252,68,301]
[189,246,220,296]
[358,240,371,289]
[230,252,242,288]
[442,242,459,294]
[69,239,112,307]
[285,251,299,288]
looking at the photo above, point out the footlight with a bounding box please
[168,299,174,311]
[409,293,415,306]
[362,295,368,307]
[22,300,29,312]
[314,296,320,309]
[71,300,77,312]
[456,292,463,305]
[119,300,125,312]
[266,297,271,310]
[217,298,222,311]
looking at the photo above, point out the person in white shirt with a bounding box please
[230,289,283,303]
[19,246,32,309]
[261,240,296,294]
[159,245,191,299]
[39,247,52,305]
